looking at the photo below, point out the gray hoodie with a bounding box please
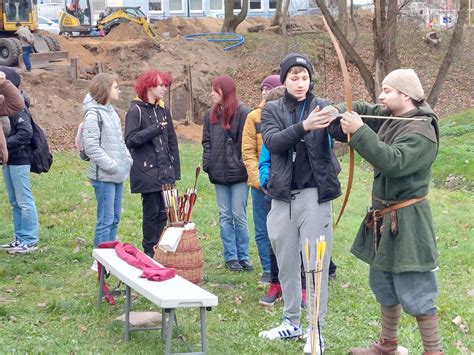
[82,94,132,183]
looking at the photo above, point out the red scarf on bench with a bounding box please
[99,241,176,281]
[97,241,176,304]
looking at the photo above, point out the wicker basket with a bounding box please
[153,227,203,285]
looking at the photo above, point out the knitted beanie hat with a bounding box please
[260,75,282,90]
[0,66,21,88]
[279,53,313,84]
[382,69,424,102]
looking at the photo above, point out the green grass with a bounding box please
[0,141,473,354]
[433,108,474,190]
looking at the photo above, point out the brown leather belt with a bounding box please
[365,196,426,252]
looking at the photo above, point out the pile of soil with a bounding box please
[154,16,271,37]
[107,22,151,41]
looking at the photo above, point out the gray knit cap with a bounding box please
[382,69,425,102]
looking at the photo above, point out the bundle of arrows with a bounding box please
[161,185,197,223]
[305,235,327,355]
[161,165,201,224]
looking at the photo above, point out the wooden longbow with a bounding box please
[322,17,354,227]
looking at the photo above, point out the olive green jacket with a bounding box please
[335,101,440,273]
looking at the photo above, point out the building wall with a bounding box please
[122,0,311,20]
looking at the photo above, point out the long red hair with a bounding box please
[210,75,239,129]
[135,70,172,102]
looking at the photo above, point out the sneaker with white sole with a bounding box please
[0,239,20,250]
[259,317,303,340]
[7,242,38,254]
[303,329,325,354]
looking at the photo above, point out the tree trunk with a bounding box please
[428,0,468,108]
[221,0,249,32]
[280,0,290,55]
[270,0,282,27]
[349,0,359,47]
[314,0,376,101]
[373,0,402,97]
[337,0,348,36]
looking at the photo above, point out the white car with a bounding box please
[38,16,60,34]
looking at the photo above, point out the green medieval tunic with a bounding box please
[335,101,440,273]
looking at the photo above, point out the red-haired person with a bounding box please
[202,75,252,271]
[125,70,180,257]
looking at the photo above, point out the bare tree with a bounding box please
[314,0,376,100]
[337,0,348,36]
[270,0,283,27]
[222,0,249,32]
[349,0,359,47]
[280,0,291,55]
[314,0,467,109]
[428,0,469,107]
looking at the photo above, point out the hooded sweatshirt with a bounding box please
[82,94,132,183]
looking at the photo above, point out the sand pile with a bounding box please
[106,22,150,41]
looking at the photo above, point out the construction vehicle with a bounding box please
[59,0,155,38]
[97,7,155,38]
[0,0,63,66]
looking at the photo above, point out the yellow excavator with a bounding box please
[59,0,155,38]
[0,0,62,66]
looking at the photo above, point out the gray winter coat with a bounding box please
[82,94,132,183]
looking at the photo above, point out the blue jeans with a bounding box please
[2,165,38,245]
[251,188,271,273]
[22,46,32,71]
[91,180,123,248]
[214,182,250,262]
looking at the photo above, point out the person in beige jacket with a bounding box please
[242,74,281,285]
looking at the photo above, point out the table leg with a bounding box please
[124,285,131,341]
[96,263,105,308]
[200,307,207,353]
[164,309,174,355]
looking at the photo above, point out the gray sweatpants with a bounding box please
[267,188,332,329]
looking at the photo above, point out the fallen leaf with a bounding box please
[341,283,350,289]
[217,314,226,322]
[37,303,47,308]
[452,315,463,326]
[452,315,469,334]
[79,325,88,332]
[368,320,378,327]
[234,296,243,304]
[454,340,469,353]
[5,288,14,293]
[9,315,16,322]
[61,316,70,321]
[467,289,474,297]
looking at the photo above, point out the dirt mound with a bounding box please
[155,17,222,37]
[56,35,101,66]
[154,16,270,37]
[107,22,150,41]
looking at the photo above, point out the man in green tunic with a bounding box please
[331,69,442,355]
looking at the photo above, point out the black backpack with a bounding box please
[26,109,53,174]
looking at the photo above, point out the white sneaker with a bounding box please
[259,317,303,340]
[7,242,38,254]
[303,330,324,354]
[90,260,98,272]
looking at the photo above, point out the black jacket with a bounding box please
[261,90,344,203]
[125,99,180,193]
[6,92,32,166]
[202,103,250,185]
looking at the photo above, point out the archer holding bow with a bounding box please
[329,68,443,355]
